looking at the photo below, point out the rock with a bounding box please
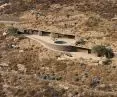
[59,84,69,90]
[11,70,18,74]
[19,50,24,53]
[13,38,19,42]
[65,53,72,57]
[68,93,73,97]
[99,58,112,65]
[3,32,7,36]
[98,60,103,65]
[0,63,9,67]
[91,60,99,63]
[90,76,100,88]
[89,63,98,66]
[11,45,19,49]
[17,64,26,72]
[97,84,112,91]
[98,84,106,89]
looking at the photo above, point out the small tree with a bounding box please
[92,45,114,58]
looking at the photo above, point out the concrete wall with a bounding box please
[32,37,90,53]
[23,29,91,53]
[23,29,75,39]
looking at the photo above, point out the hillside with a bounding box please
[0,0,117,97]
[17,1,117,51]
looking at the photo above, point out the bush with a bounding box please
[7,26,18,36]
[75,38,85,45]
[0,23,5,28]
[92,45,106,57]
[105,47,114,58]
[86,16,101,27]
[92,45,114,58]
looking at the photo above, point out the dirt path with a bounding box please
[0,20,20,24]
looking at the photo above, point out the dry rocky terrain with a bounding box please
[0,0,117,97]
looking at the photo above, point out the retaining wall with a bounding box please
[27,36,91,53]
[23,29,91,53]
[23,29,75,39]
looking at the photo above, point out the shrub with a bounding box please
[92,45,106,57]
[7,26,18,36]
[105,47,114,58]
[92,45,114,58]
[86,16,101,27]
[75,38,85,45]
[0,23,5,28]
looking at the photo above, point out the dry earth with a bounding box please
[0,27,117,97]
[0,0,117,97]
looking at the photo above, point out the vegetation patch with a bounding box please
[0,23,5,28]
[7,26,18,36]
[92,45,114,58]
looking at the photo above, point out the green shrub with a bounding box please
[92,45,114,58]
[92,45,106,57]
[7,26,18,36]
[105,47,114,58]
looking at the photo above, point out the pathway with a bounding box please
[0,20,19,24]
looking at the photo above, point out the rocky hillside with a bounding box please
[0,0,117,97]
[16,0,117,51]
[0,28,117,97]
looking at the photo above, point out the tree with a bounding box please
[92,45,114,58]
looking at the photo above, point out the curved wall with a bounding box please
[28,36,90,53]
[24,29,90,53]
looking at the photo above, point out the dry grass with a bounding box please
[0,0,117,96]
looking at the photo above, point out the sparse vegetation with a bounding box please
[86,16,101,27]
[75,38,85,46]
[0,23,5,28]
[105,47,114,58]
[7,26,26,40]
[7,26,18,36]
[92,45,114,58]
[1,0,117,97]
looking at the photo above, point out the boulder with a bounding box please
[17,64,26,72]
